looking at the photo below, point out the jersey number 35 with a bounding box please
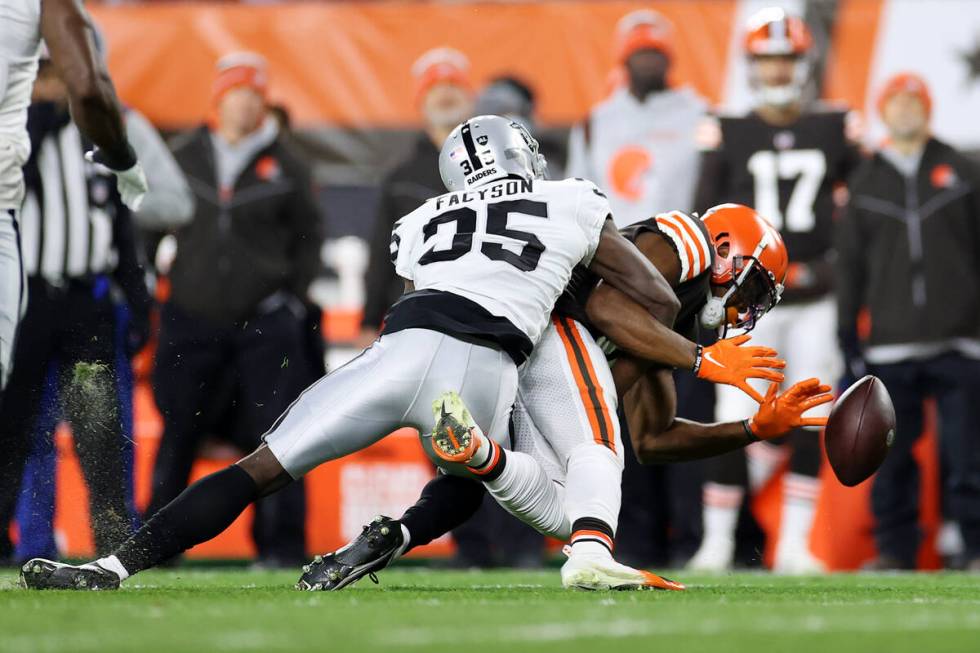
[419,199,548,272]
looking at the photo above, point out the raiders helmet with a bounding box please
[439,115,547,192]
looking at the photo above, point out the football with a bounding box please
[825,375,896,487]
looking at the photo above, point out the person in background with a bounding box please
[264,101,327,384]
[689,8,861,574]
[358,47,474,346]
[474,76,565,178]
[836,73,980,571]
[148,53,322,568]
[0,56,152,562]
[124,107,194,232]
[566,7,710,568]
[566,9,706,226]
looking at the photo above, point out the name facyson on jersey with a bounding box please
[434,178,533,210]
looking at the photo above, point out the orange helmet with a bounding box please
[744,8,813,57]
[700,204,788,332]
[744,8,813,107]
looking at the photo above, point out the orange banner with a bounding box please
[89,1,737,129]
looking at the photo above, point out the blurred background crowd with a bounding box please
[2,0,979,573]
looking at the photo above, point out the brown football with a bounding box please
[825,375,896,487]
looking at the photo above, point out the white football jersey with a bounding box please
[391,177,610,347]
[0,0,41,210]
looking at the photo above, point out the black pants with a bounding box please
[0,278,130,559]
[869,353,980,565]
[148,303,308,565]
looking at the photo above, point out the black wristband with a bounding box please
[742,419,760,442]
[692,344,704,374]
[95,142,138,172]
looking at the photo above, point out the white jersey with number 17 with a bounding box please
[391,176,610,348]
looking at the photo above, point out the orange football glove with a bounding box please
[747,378,835,440]
[695,334,786,402]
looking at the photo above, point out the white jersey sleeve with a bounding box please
[572,179,612,265]
[391,208,425,281]
[0,0,42,210]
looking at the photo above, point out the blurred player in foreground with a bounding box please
[690,8,861,573]
[21,115,682,590]
[303,205,833,592]
[0,0,147,402]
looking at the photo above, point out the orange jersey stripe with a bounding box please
[671,213,710,278]
[658,212,710,280]
[656,217,696,280]
[553,317,616,453]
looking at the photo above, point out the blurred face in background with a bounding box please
[217,86,266,138]
[882,92,929,141]
[752,54,798,90]
[422,81,473,131]
[625,49,669,96]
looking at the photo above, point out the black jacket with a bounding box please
[836,138,980,348]
[169,126,322,325]
[361,134,444,329]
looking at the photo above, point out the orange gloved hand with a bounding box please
[747,378,835,440]
[694,334,786,402]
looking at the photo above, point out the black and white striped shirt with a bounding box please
[21,103,119,283]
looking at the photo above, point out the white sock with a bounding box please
[701,482,743,545]
[484,450,570,539]
[569,540,611,558]
[95,555,130,581]
[395,523,412,558]
[779,473,820,550]
[466,429,495,469]
[747,441,788,492]
[564,444,623,531]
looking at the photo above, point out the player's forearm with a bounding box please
[588,284,697,369]
[42,0,134,169]
[633,417,756,464]
[590,221,681,327]
[69,90,135,169]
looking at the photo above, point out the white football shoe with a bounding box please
[773,543,827,575]
[561,546,685,591]
[686,537,735,572]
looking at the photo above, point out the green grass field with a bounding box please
[1,567,978,653]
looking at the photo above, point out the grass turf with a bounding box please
[1,567,978,653]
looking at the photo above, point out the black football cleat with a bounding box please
[20,558,121,591]
[296,515,404,591]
